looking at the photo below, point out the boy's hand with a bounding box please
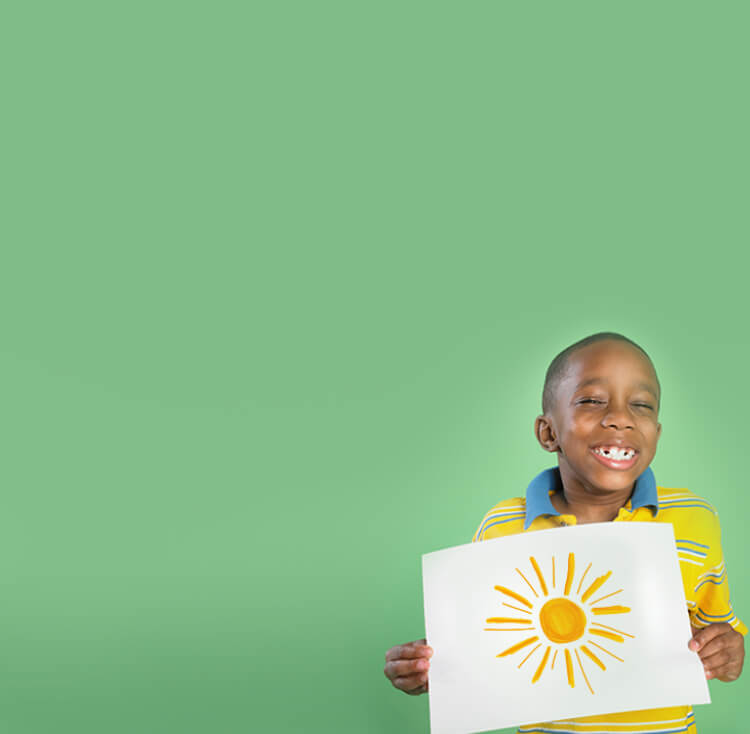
[689,623,745,682]
[384,638,434,695]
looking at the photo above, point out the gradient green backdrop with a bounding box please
[2,2,748,732]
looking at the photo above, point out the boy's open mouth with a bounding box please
[590,444,639,469]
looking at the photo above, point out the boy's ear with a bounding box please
[535,414,560,453]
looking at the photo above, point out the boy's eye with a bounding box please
[577,399,654,410]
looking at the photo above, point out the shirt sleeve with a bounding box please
[471,517,483,543]
[691,511,747,636]
[471,500,526,543]
[472,507,494,542]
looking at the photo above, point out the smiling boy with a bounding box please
[384,332,745,733]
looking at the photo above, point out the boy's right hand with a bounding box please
[384,638,434,695]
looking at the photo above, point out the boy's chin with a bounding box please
[560,456,641,493]
[587,467,640,493]
[593,478,637,493]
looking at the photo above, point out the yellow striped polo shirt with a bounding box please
[472,466,747,734]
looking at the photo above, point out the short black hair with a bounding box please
[541,332,660,414]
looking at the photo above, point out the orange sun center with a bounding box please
[539,597,587,644]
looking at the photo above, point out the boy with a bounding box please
[384,332,745,733]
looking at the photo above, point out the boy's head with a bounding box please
[535,333,662,494]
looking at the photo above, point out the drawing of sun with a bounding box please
[484,553,634,694]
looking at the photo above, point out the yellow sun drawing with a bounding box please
[484,552,634,694]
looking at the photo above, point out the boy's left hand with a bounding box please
[689,623,745,682]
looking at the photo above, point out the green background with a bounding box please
[2,2,748,732]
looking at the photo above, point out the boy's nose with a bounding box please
[601,407,634,430]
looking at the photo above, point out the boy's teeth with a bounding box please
[594,447,635,460]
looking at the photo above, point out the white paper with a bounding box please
[422,522,710,734]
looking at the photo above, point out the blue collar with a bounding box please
[524,466,658,529]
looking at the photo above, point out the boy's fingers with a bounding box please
[695,636,730,661]
[689,624,729,652]
[700,649,731,671]
[385,640,433,661]
[391,673,428,693]
[384,658,430,679]
[708,664,742,682]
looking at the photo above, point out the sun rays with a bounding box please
[484,552,633,694]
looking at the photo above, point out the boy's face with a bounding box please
[536,340,662,495]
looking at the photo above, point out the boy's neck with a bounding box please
[551,469,636,524]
